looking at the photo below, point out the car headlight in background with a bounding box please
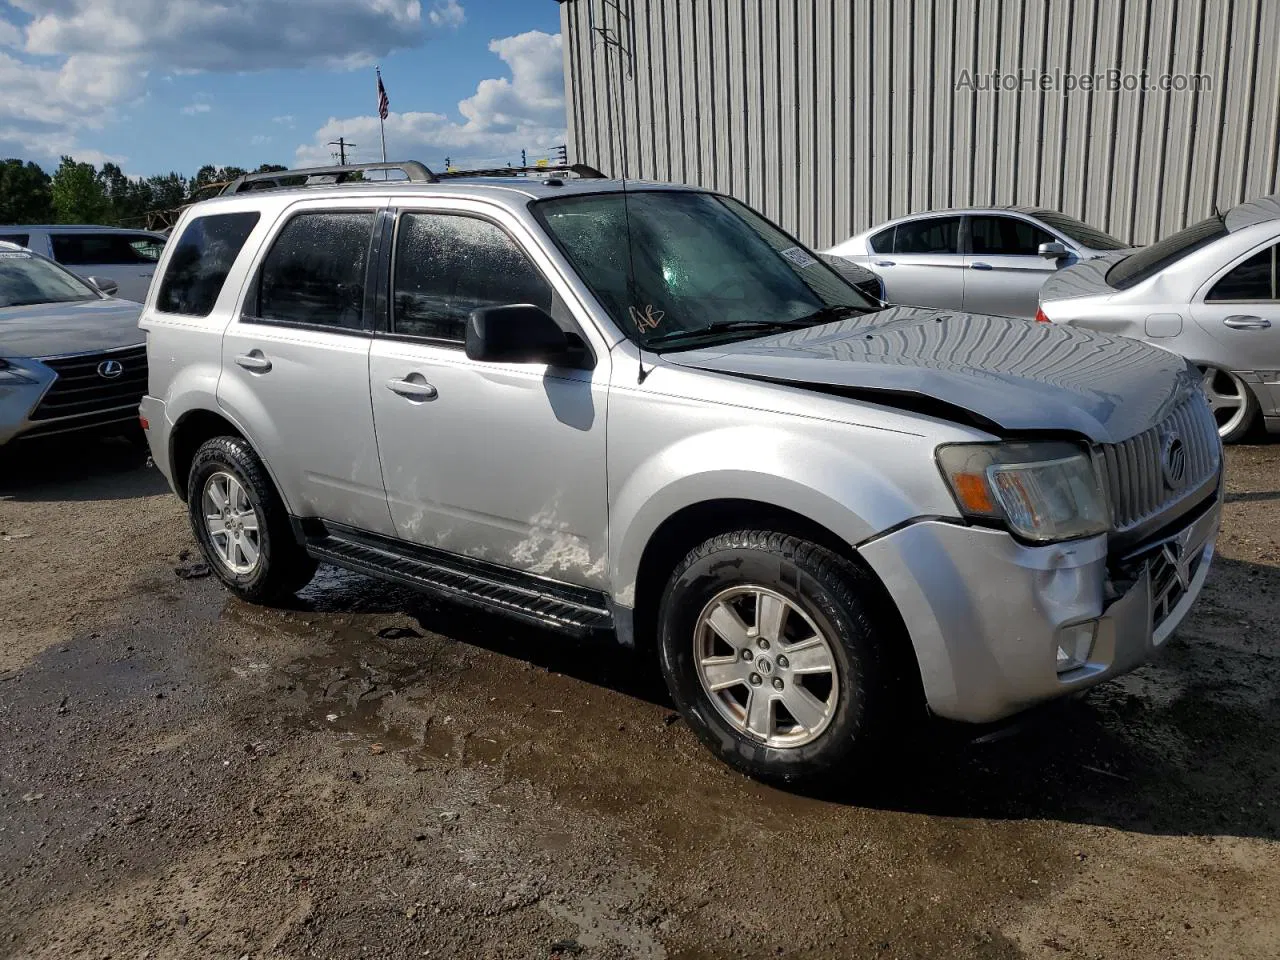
[0,358,37,384]
[936,441,1109,543]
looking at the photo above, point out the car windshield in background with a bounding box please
[1105,215,1228,290]
[1033,211,1129,250]
[0,251,98,308]
[534,190,876,350]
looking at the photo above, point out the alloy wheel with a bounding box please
[693,585,840,748]
[202,471,262,575]
[1197,364,1251,439]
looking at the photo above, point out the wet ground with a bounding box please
[1,437,1278,959]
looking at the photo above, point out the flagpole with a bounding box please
[379,118,387,163]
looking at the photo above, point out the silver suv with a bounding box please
[140,162,1223,781]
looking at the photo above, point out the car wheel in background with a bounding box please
[657,530,895,782]
[186,435,317,602]
[1197,364,1258,443]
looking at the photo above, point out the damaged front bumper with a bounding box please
[859,493,1221,723]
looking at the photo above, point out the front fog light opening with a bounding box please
[1056,621,1098,674]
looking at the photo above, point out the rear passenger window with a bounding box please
[51,232,164,265]
[156,212,260,317]
[868,227,894,254]
[969,216,1054,256]
[893,217,961,255]
[255,211,375,330]
[392,213,552,342]
[1206,244,1279,301]
[0,233,29,247]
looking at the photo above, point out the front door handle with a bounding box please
[235,351,272,373]
[874,260,896,267]
[386,376,438,401]
[1223,314,1272,330]
[970,262,993,271]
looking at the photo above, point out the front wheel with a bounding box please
[657,530,895,782]
[187,435,317,603]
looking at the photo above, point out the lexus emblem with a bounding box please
[1161,433,1187,490]
[97,359,124,379]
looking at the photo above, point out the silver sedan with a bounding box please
[823,206,1130,319]
[1038,194,1280,442]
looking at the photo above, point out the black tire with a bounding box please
[186,435,317,603]
[657,530,895,782]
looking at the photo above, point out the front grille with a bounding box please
[31,345,147,422]
[1098,392,1220,532]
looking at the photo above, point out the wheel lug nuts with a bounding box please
[757,638,770,650]
[741,649,753,661]
[772,677,784,691]
[776,655,789,668]
[749,673,762,686]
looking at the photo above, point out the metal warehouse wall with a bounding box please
[558,0,1280,249]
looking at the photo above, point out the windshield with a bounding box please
[1033,210,1129,250]
[1105,215,1228,290]
[0,251,98,308]
[533,190,876,350]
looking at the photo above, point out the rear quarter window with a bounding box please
[156,212,261,317]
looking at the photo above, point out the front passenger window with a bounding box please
[256,211,375,330]
[969,216,1054,256]
[392,213,552,342]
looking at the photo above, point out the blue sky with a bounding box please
[0,0,565,178]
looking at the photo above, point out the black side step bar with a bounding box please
[303,525,614,637]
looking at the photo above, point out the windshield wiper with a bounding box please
[645,308,865,348]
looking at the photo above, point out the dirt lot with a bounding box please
[1,438,1277,960]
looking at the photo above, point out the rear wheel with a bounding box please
[187,436,316,602]
[1198,364,1257,443]
[657,530,896,782]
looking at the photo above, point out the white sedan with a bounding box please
[1037,194,1280,442]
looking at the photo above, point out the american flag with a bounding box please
[376,69,389,121]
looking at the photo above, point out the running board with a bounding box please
[303,525,614,637]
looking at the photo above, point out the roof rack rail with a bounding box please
[434,163,606,180]
[220,161,438,195]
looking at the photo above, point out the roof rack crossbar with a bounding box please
[434,163,606,181]
[221,161,438,195]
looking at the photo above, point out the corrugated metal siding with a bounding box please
[559,0,1280,249]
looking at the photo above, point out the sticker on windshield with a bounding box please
[779,246,818,268]
[629,303,665,331]
[0,251,31,259]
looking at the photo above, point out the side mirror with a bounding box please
[465,304,576,365]
[1038,241,1070,260]
[87,276,119,296]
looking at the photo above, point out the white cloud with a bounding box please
[428,0,465,29]
[296,30,565,170]
[250,134,272,146]
[0,0,425,166]
[180,102,211,115]
[272,115,296,126]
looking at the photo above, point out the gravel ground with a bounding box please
[0,437,1277,959]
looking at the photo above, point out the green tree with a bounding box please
[255,163,288,173]
[50,156,110,224]
[146,172,188,210]
[0,158,53,223]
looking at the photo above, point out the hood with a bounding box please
[663,305,1195,444]
[0,298,144,359]
[1039,251,1129,302]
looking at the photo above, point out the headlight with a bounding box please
[0,359,36,384]
[936,441,1109,543]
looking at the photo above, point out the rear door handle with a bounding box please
[386,376,438,401]
[874,260,895,267]
[970,262,993,271]
[234,351,272,373]
[1223,314,1272,330]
